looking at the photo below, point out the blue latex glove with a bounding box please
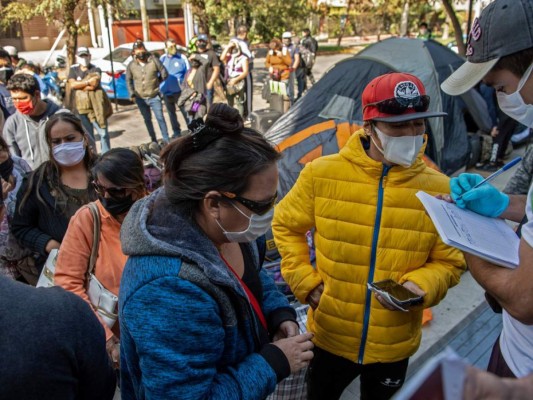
[449,173,509,218]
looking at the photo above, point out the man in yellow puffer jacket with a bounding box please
[272,72,466,400]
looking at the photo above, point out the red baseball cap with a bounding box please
[362,72,447,122]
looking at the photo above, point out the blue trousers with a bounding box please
[162,93,188,138]
[135,96,169,143]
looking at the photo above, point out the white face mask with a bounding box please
[497,63,533,127]
[371,125,424,167]
[53,141,86,167]
[76,56,90,67]
[216,202,274,243]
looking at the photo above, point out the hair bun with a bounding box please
[205,103,244,134]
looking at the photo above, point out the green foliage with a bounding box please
[0,0,125,65]
[197,0,311,43]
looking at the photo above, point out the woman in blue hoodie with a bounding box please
[119,103,314,400]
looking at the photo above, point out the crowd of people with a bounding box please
[1,1,533,399]
[0,27,318,152]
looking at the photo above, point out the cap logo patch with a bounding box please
[465,17,481,57]
[394,81,420,106]
[470,18,482,41]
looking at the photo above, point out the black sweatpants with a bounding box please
[307,347,409,400]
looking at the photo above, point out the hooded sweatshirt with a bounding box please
[3,100,62,169]
[119,189,294,400]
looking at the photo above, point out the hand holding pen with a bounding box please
[449,157,522,218]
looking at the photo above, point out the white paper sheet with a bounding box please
[416,191,520,269]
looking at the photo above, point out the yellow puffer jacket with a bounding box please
[272,130,466,365]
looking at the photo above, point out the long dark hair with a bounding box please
[19,113,96,211]
[92,148,146,195]
[161,103,281,219]
[0,135,10,152]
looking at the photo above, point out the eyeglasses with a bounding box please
[365,95,430,115]
[92,181,129,199]
[221,191,278,215]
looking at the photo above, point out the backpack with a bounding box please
[311,37,318,53]
[299,45,315,69]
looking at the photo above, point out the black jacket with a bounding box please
[0,277,116,399]
[12,172,95,270]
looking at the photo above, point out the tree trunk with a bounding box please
[65,1,78,66]
[228,17,235,38]
[441,0,466,55]
[336,0,354,47]
[190,0,209,35]
[400,0,409,37]
[337,16,347,47]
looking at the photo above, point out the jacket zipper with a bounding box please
[357,164,391,364]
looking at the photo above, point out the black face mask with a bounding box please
[0,67,13,84]
[197,42,207,50]
[135,52,150,61]
[100,195,135,217]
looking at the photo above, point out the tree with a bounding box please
[189,0,210,35]
[441,0,466,55]
[0,0,124,66]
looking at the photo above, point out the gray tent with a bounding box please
[265,38,491,198]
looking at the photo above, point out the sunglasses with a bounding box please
[221,191,278,215]
[365,95,430,115]
[93,181,129,199]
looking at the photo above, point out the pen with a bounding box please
[457,157,522,200]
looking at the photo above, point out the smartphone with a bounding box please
[369,279,424,307]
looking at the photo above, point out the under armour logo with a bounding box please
[381,378,402,387]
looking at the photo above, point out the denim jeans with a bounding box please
[79,113,111,154]
[206,88,214,108]
[135,96,169,143]
[287,71,295,104]
[162,93,188,138]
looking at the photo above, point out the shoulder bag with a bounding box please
[86,202,119,328]
[35,203,118,328]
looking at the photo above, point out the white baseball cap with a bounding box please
[282,32,292,39]
[3,46,17,57]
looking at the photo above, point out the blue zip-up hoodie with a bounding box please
[159,53,190,96]
[119,189,294,400]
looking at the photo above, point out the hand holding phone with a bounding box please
[368,279,424,312]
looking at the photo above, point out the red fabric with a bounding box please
[220,254,268,331]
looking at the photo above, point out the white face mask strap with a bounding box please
[370,124,386,156]
[228,201,251,220]
[518,62,533,92]
[215,200,251,235]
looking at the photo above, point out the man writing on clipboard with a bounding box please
[441,0,533,383]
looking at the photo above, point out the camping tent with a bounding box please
[265,38,492,199]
